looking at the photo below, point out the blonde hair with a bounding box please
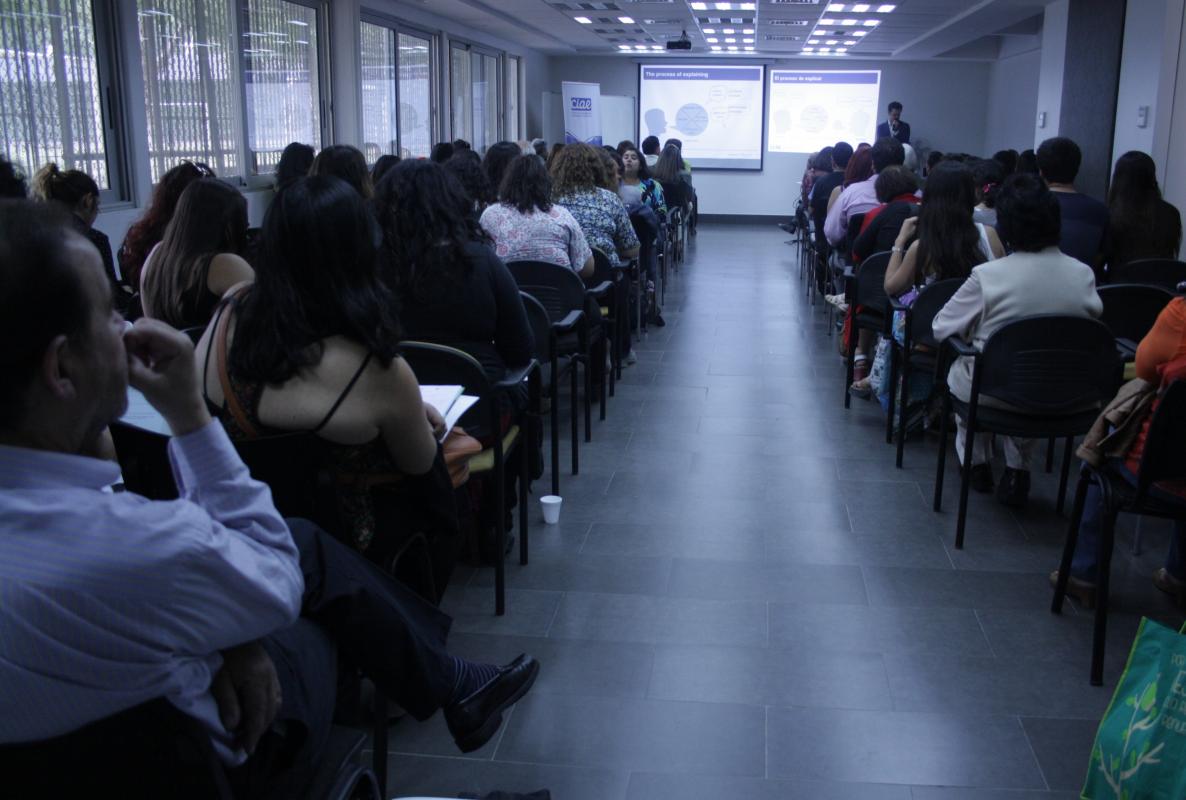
[31,163,98,210]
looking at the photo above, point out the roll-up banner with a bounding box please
[562,81,603,146]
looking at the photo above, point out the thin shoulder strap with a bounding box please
[213,290,259,438]
[311,352,375,433]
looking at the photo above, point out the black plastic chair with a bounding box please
[1107,258,1186,292]
[1097,283,1174,360]
[508,259,597,450]
[885,278,964,466]
[520,291,577,498]
[399,341,539,617]
[843,250,891,408]
[933,315,1121,549]
[1052,380,1186,685]
[590,247,628,389]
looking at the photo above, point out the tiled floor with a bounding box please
[383,224,1184,799]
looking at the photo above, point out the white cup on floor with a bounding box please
[540,495,563,524]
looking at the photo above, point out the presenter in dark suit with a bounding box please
[876,101,910,145]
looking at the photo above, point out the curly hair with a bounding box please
[550,142,607,197]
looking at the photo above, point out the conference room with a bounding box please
[3,0,1186,798]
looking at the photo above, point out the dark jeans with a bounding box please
[1069,462,1185,581]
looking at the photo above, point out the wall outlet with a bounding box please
[1137,105,1149,128]
[1037,111,1047,129]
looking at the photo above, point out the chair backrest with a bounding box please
[854,250,891,315]
[399,341,499,438]
[519,291,554,362]
[1097,283,1174,344]
[231,431,333,523]
[1109,259,1186,291]
[909,278,965,348]
[589,247,616,284]
[506,260,587,323]
[1136,379,1186,492]
[110,422,177,500]
[977,315,1120,413]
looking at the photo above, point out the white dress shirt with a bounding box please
[0,421,303,764]
[824,173,879,246]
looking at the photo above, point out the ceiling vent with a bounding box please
[767,19,810,25]
[768,0,820,4]
[765,34,803,40]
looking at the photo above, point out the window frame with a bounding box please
[235,0,331,189]
[447,37,502,149]
[358,10,439,161]
[505,53,521,143]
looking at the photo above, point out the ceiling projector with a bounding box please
[667,30,692,49]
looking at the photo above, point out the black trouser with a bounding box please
[232,518,456,795]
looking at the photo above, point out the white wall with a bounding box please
[1033,0,1068,147]
[1163,1,1186,215]
[547,56,991,216]
[1112,0,1186,172]
[984,49,1041,155]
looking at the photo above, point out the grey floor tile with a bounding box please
[861,566,1055,610]
[763,526,954,569]
[385,754,628,800]
[582,521,767,562]
[767,708,1046,789]
[647,643,892,710]
[664,558,869,605]
[1020,716,1098,792]
[910,789,1080,800]
[440,586,563,638]
[469,551,672,596]
[626,772,912,799]
[446,633,655,700]
[768,603,994,657]
[549,591,769,646]
[495,693,766,776]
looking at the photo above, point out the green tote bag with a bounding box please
[1082,618,1186,799]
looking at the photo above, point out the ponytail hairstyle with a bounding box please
[31,163,98,212]
[971,158,1004,210]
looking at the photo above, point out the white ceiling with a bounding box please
[418,0,1056,60]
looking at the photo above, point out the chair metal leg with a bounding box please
[895,354,910,468]
[519,430,529,566]
[955,411,976,550]
[599,340,608,421]
[844,327,855,409]
[1091,499,1121,686]
[1045,436,1055,473]
[570,361,580,475]
[1056,436,1074,515]
[933,389,951,511]
[494,446,506,616]
[584,352,593,442]
[1052,470,1090,614]
[885,340,898,445]
[550,355,560,497]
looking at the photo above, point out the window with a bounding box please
[1,0,115,189]
[241,0,322,175]
[450,43,470,145]
[450,41,501,150]
[506,55,520,142]
[137,0,242,182]
[360,19,435,161]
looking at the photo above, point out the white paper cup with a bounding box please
[540,495,563,525]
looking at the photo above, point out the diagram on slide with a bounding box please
[767,70,881,154]
[639,64,765,169]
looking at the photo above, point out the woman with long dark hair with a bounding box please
[1105,150,1182,271]
[275,142,314,190]
[139,178,252,329]
[119,160,214,290]
[479,154,594,277]
[194,175,442,556]
[971,157,1004,228]
[310,144,373,198]
[482,141,522,201]
[443,149,492,214]
[375,159,533,413]
[884,160,1004,297]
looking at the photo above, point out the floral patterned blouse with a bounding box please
[554,187,641,268]
[479,203,593,272]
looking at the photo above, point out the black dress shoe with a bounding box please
[996,467,1031,508]
[445,654,539,753]
[963,463,994,493]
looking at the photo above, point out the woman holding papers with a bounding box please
[193,174,447,562]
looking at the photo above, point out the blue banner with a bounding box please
[562,81,602,145]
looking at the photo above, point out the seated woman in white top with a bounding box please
[479,154,594,278]
[884,160,1004,298]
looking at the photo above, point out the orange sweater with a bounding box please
[1126,298,1186,486]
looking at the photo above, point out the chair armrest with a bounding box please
[584,280,613,299]
[944,335,979,358]
[494,359,539,391]
[888,297,910,312]
[1116,338,1138,363]
[551,309,585,335]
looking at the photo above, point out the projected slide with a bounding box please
[767,70,881,154]
[639,64,765,170]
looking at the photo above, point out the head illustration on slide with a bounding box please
[644,108,668,136]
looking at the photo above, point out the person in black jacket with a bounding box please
[876,101,911,144]
[852,165,920,263]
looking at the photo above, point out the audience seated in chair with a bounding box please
[370,153,401,187]
[482,142,522,203]
[275,142,315,192]
[430,141,455,164]
[1037,136,1109,276]
[479,154,594,278]
[310,144,373,199]
[32,162,128,308]
[0,199,538,796]
[824,137,904,246]
[444,149,492,219]
[851,164,922,265]
[193,176,444,563]
[119,161,215,293]
[1054,295,1186,608]
[0,156,27,198]
[932,173,1103,508]
[140,178,253,329]
[550,142,640,270]
[651,144,692,222]
[971,157,1004,229]
[1103,150,1182,274]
